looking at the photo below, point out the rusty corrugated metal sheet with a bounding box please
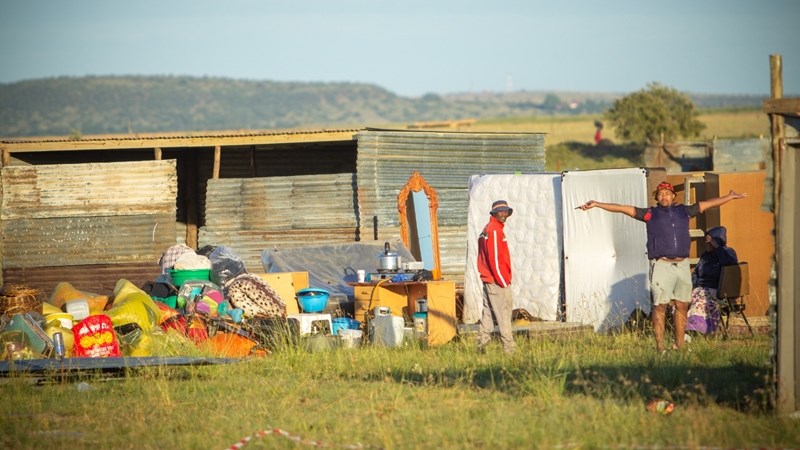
[356,130,546,279]
[191,144,358,226]
[1,160,177,219]
[200,173,360,270]
[3,263,162,297]
[203,174,357,231]
[3,214,176,268]
[0,160,177,278]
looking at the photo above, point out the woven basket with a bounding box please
[0,284,45,318]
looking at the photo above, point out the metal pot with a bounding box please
[378,242,401,271]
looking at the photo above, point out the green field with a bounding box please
[1,331,795,449]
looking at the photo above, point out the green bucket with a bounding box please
[170,269,211,287]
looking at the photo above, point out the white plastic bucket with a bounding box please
[370,314,404,347]
[339,329,363,348]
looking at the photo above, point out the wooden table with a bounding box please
[349,280,457,346]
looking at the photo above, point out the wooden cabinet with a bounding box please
[256,272,309,315]
[352,280,456,346]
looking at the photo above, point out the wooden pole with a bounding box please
[0,147,9,168]
[770,54,784,221]
[250,145,257,177]
[213,145,221,179]
[185,154,198,249]
[154,147,162,160]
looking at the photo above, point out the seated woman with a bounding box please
[687,226,738,334]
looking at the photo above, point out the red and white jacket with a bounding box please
[477,215,512,287]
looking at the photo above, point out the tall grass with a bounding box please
[2,332,795,449]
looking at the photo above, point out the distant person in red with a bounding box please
[594,120,604,145]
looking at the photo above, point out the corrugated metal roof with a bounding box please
[0,128,363,144]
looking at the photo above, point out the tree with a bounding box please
[541,93,561,111]
[604,82,706,145]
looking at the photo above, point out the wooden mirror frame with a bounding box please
[397,171,442,280]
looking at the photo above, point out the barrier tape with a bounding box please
[226,427,381,450]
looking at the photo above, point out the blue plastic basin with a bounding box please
[296,288,330,313]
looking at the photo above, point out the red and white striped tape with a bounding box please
[226,427,381,450]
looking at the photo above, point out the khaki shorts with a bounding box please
[649,259,692,305]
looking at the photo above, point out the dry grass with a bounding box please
[470,109,769,146]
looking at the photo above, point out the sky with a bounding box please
[1,0,798,97]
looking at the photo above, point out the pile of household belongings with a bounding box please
[0,245,294,361]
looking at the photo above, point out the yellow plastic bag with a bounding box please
[49,282,109,314]
[105,294,159,331]
[111,279,162,327]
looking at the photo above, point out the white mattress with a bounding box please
[561,168,651,331]
[463,173,563,324]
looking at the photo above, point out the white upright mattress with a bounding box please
[561,168,651,331]
[463,173,563,324]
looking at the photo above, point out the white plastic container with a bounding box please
[65,299,90,321]
[370,308,404,347]
[339,329,363,348]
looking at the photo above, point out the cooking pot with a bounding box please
[378,242,402,271]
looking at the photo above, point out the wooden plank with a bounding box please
[256,272,308,315]
[763,98,800,115]
[426,281,457,346]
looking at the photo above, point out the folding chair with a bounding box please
[717,262,754,337]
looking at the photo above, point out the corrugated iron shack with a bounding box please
[0,128,546,295]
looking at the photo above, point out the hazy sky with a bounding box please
[1,0,798,97]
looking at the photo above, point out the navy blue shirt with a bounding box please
[633,203,700,260]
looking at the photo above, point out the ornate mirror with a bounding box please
[397,171,442,280]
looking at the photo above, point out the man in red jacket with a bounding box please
[477,200,517,355]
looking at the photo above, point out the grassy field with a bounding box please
[469,109,771,172]
[472,109,770,145]
[1,331,795,450]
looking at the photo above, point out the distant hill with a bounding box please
[0,76,765,137]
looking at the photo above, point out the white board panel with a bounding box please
[464,173,563,323]
[561,168,651,332]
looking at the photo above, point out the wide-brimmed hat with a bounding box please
[490,200,513,215]
[653,182,676,197]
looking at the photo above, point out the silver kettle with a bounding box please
[378,242,401,271]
